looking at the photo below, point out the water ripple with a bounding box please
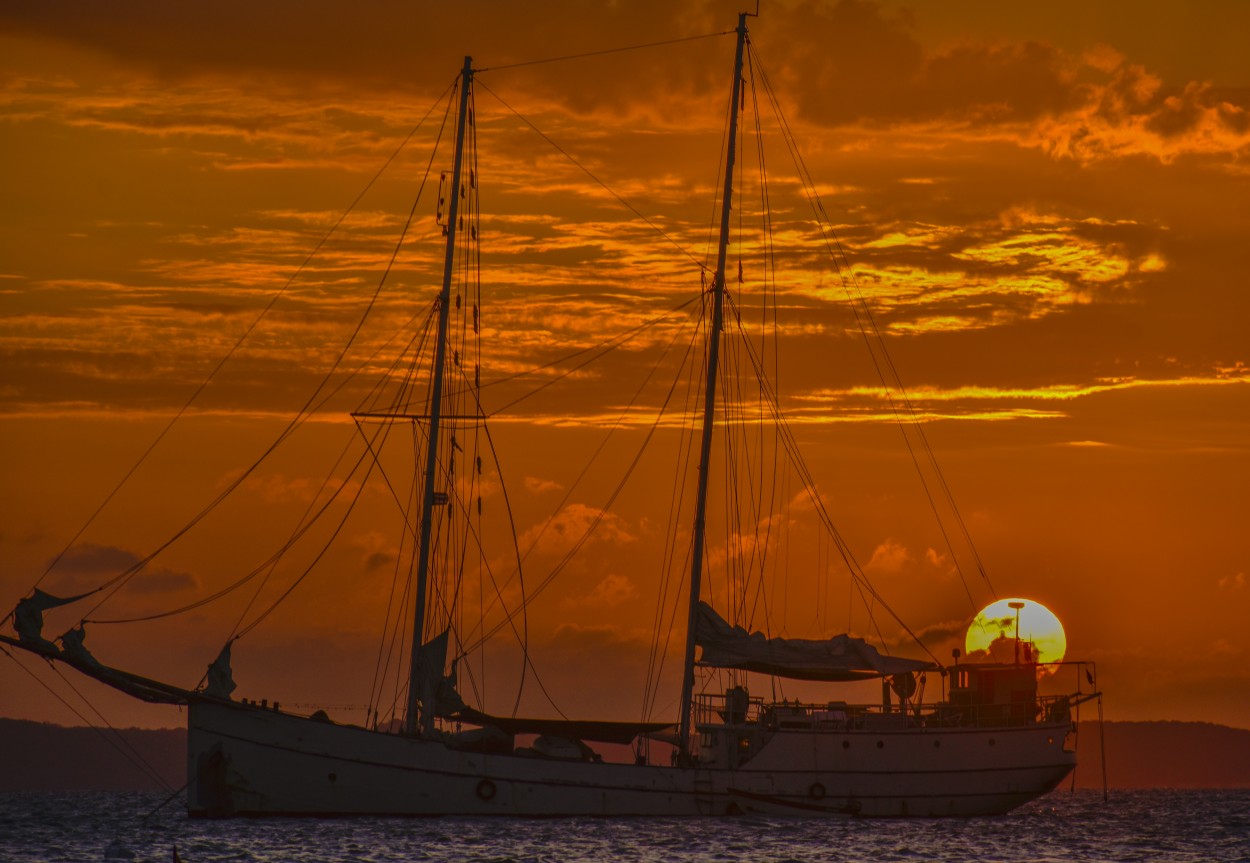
[0,790,1247,863]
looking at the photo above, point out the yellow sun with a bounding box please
[965,598,1067,668]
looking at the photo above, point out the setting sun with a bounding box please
[966,598,1067,667]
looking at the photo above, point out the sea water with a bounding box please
[1,790,1247,863]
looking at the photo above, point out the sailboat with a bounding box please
[3,11,1102,817]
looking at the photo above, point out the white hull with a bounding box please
[188,701,1075,818]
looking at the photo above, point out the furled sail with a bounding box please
[205,641,237,699]
[13,589,90,649]
[59,624,101,667]
[452,708,673,745]
[695,602,933,681]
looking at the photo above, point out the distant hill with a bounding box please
[1072,720,1250,790]
[1,717,1247,791]
[0,718,184,792]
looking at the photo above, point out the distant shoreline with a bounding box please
[2,717,1247,792]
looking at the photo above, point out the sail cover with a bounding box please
[454,707,673,745]
[695,602,932,681]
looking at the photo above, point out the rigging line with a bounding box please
[477,30,734,72]
[76,84,460,623]
[141,778,193,824]
[641,310,705,720]
[0,647,171,790]
[467,112,491,713]
[373,427,427,722]
[356,299,441,417]
[88,442,375,626]
[457,301,702,657]
[353,313,443,537]
[45,662,174,793]
[400,374,538,708]
[743,47,783,633]
[225,430,381,642]
[478,407,536,716]
[24,80,457,602]
[817,214,993,595]
[487,296,699,416]
[481,294,700,399]
[371,503,418,729]
[642,299,711,719]
[463,296,703,641]
[225,310,438,640]
[723,148,743,625]
[368,483,416,719]
[157,470,383,695]
[724,292,941,664]
[724,289,894,649]
[475,78,702,269]
[434,398,569,721]
[376,550,416,726]
[815,224,982,612]
[751,48,993,605]
[699,65,731,272]
[726,292,867,593]
[750,68,975,612]
[86,309,439,626]
[235,452,377,640]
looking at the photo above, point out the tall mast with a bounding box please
[678,13,749,758]
[406,55,473,736]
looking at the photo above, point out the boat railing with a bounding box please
[694,691,1076,731]
[693,690,766,727]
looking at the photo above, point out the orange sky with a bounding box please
[3,0,1249,732]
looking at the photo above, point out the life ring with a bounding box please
[808,782,826,800]
[475,778,497,801]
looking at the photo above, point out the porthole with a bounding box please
[876,740,884,749]
[1047,736,1055,745]
[842,740,850,749]
[989,738,996,747]
[933,740,941,748]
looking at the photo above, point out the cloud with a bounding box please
[524,476,563,494]
[578,573,638,609]
[542,621,651,654]
[1035,52,1250,165]
[346,531,399,575]
[913,618,968,646]
[766,3,1250,165]
[776,2,1077,128]
[864,539,912,575]
[784,365,1249,425]
[5,0,1248,169]
[47,542,198,594]
[518,503,635,559]
[1218,572,1245,591]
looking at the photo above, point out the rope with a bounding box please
[68,79,461,625]
[475,79,703,269]
[477,30,733,72]
[22,81,456,609]
[724,290,942,666]
[142,778,193,823]
[751,43,995,608]
[1,646,173,792]
[456,295,704,657]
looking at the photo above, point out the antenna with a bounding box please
[1008,600,1025,664]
